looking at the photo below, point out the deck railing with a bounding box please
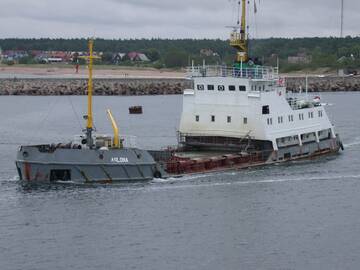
[120,135,137,148]
[186,65,279,80]
[286,93,322,110]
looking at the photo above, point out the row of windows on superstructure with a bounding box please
[276,129,332,147]
[197,84,246,91]
[267,110,324,125]
[195,115,248,124]
[262,106,323,117]
[251,84,267,91]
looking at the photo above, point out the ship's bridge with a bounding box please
[186,65,279,80]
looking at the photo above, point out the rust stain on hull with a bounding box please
[24,163,31,181]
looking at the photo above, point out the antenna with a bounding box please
[340,0,344,37]
[237,0,241,26]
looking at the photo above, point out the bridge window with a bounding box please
[278,116,284,124]
[229,85,236,91]
[227,116,231,123]
[239,85,246,91]
[262,105,270,114]
[308,112,314,118]
[267,118,273,125]
[195,115,199,122]
[243,117,248,124]
[318,110,323,117]
[299,113,304,120]
[218,85,225,91]
[207,85,214,90]
[197,84,204,91]
[211,115,215,122]
[288,115,294,122]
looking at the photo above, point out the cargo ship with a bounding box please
[15,1,343,183]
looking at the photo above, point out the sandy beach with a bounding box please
[0,65,186,79]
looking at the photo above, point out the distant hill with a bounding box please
[1,37,359,71]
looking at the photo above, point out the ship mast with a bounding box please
[83,39,99,148]
[230,0,248,63]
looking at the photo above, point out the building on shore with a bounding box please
[288,53,312,64]
[127,52,150,62]
[112,53,127,64]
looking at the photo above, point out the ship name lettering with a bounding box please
[111,157,129,163]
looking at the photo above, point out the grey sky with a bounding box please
[0,0,358,39]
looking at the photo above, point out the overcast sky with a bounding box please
[0,0,358,39]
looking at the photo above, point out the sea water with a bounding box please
[1,93,360,270]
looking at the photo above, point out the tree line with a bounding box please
[1,37,359,71]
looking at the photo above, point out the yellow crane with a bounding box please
[229,0,248,63]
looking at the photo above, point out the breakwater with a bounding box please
[0,76,359,95]
[0,78,192,96]
[286,76,360,92]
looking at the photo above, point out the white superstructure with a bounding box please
[179,65,337,154]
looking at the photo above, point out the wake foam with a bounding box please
[344,141,360,148]
[146,174,360,192]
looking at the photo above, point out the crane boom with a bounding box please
[229,0,248,63]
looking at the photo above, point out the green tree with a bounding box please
[164,50,188,68]
[145,48,160,62]
[101,52,114,64]
[18,56,35,64]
